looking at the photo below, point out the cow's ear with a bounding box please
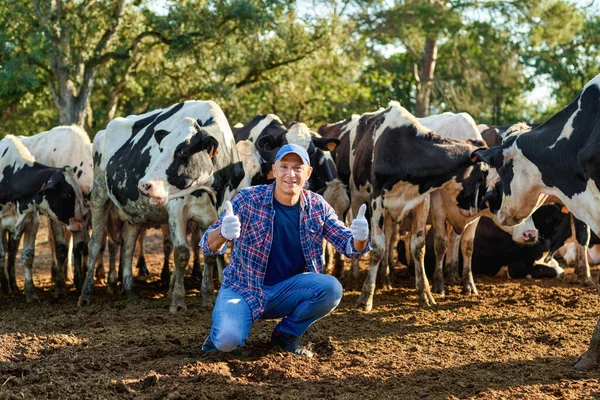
[257,134,284,152]
[202,136,219,158]
[470,146,504,168]
[154,129,170,145]
[312,137,340,152]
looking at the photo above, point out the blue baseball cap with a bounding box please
[275,143,310,165]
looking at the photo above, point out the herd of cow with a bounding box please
[3,74,600,367]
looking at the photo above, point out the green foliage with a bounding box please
[1,0,600,136]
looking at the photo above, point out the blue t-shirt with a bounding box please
[264,198,306,286]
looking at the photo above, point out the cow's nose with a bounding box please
[522,230,538,243]
[139,182,152,194]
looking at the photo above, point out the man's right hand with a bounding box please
[221,201,241,240]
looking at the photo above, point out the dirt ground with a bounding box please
[2,223,600,400]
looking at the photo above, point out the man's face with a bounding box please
[272,153,313,197]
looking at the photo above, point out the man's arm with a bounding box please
[206,227,229,253]
[200,199,242,255]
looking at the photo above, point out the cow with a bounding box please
[0,135,86,301]
[17,125,93,290]
[471,74,600,370]
[78,101,258,312]
[421,115,541,296]
[399,204,569,280]
[349,101,488,310]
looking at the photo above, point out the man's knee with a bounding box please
[319,274,343,309]
[212,329,247,352]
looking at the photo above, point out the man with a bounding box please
[199,143,369,357]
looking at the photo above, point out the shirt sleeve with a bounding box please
[321,200,370,259]
[199,192,244,255]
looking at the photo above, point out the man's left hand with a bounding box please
[351,204,369,241]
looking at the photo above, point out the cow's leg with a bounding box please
[430,193,448,295]
[574,316,600,370]
[48,218,68,298]
[387,221,398,286]
[573,217,594,286]
[216,254,226,285]
[377,215,394,290]
[0,229,8,293]
[48,221,57,282]
[95,233,107,284]
[191,225,202,283]
[22,215,41,302]
[168,215,190,312]
[411,197,435,307]
[445,228,462,284]
[72,229,89,290]
[201,254,216,308]
[119,223,142,298]
[161,224,172,285]
[460,218,479,295]
[78,188,109,306]
[7,232,19,293]
[106,238,119,294]
[356,196,385,311]
[136,227,151,278]
[64,228,72,283]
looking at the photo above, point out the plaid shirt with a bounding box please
[200,182,369,321]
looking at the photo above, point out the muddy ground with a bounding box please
[2,224,600,400]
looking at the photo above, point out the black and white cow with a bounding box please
[399,204,568,280]
[79,101,256,312]
[472,74,600,370]
[0,135,86,300]
[349,101,488,310]
[17,125,93,290]
[418,113,539,296]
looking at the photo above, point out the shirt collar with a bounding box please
[265,182,307,209]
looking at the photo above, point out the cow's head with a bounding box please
[36,166,87,232]
[138,117,219,206]
[472,135,547,226]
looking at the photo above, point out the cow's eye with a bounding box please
[176,149,189,159]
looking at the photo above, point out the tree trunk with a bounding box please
[414,37,438,117]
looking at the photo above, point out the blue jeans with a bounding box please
[206,272,343,352]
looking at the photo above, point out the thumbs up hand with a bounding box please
[220,201,241,240]
[350,204,369,241]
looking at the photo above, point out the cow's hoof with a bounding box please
[26,293,40,303]
[169,299,188,313]
[355,293,374,312]
[77,296,91,307]
[418,292,436,307]
[462,283,478,296]
[579,277,596,287]
[432,280,445,295]
[54,286,67,298]
[574,350,597,371]
[446,274,460,285]
[122,288,139,300]
[201,295,215,309]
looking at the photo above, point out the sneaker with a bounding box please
[270,331,313,358]
[202,335,218,353]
